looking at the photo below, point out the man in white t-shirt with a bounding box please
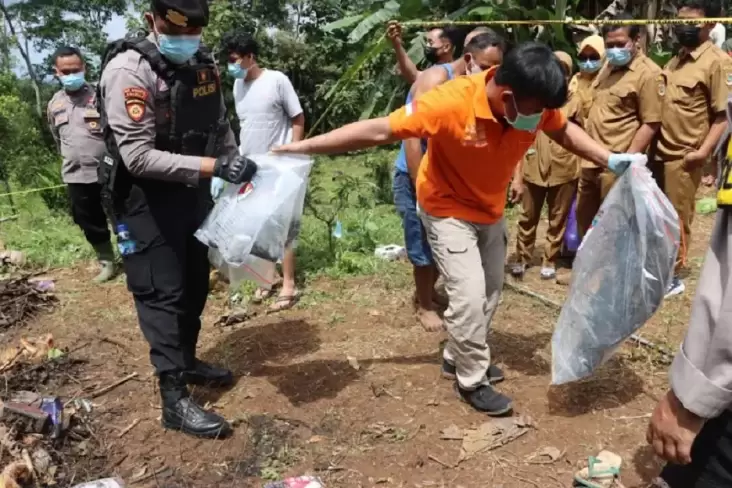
[214,31,306,312]
[710,22,726,48]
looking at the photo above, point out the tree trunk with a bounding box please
[0,0,43,119]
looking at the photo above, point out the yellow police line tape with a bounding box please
[0,184,66,199]
[401,17,732,26]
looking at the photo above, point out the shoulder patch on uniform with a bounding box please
[126,101,145,122]
[657,74,666,96]
[726,71,732,86]
[123,86,149,102]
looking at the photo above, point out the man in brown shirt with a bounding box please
[512,51,581,280]
[576,12,663,239]
[649,0,732,298]
[47,45,115,283]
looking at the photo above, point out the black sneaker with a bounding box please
[455,383,513,416]
[441,360,505,384]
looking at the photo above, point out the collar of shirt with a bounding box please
[682,40,713,61]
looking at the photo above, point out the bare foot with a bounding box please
[418,308,443,332]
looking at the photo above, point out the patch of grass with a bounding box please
[0,192,91,267]
[0,150,405,285]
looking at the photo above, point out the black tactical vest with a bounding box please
[96,36,228,217]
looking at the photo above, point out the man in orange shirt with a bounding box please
[274,42,641,415]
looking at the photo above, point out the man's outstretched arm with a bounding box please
[274,117,397,154]
[274,84,453,155]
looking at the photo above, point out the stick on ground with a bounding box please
[118,418,141,438]
[89,372,138,399]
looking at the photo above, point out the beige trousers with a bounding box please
[421,213,507,390]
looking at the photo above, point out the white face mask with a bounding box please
[466,57,482,75]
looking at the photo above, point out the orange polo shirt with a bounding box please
[388,68,567,224]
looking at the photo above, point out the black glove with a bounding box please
[213,154,258,184]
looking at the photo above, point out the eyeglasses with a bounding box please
[578,55,601,61]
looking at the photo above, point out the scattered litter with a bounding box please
[307,435,327,444]
[0,461,33,488]
[72,398,94,413]
[264,476,324,488]
[574,450,623,487]
[71,478,126,488]
[439,424,463,441]
[526,446,563,464]
[332,220,343,239]
[0,250,26,267]
[346,356,360,371]
[0,334,59,373]
[696,197,717,215]
[374,245,407,261]
[442,416,535,463]
[39,397,63,438]
[28,278,55,293]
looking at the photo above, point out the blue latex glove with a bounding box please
[607,153,645,175]
[211,177,225,199]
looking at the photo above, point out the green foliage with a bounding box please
[8,0,127,75]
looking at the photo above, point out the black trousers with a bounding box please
[67,182,111,246]
[659,410,732,487]
[119,181,212,374]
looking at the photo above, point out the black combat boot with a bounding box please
[183,360,234,388]
[159,373,232,439]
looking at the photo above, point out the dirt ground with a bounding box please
[3,195,717,488]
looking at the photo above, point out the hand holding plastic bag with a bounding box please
[551,160,680,385]
[196,153,313,267]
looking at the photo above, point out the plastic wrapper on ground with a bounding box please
[551,162,680,385]
[196,154,312,286]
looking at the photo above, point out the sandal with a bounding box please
[574,450,623,488]
[252,279,282,304]
[267,291,302,313]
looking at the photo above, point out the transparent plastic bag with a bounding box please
[209,248,278,290]
[551,162,680,385]
[196,153,313,266]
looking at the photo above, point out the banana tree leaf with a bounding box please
[322,14,367,33]
[470,6,495,16]
[399,0,427,17]
[348,1,400,44]
[448,0,482,19]
[324,36,388,101]
[379,83,405,116]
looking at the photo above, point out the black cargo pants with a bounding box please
[118,180,213,374]
[67,182,112,246]
[657,410,732,488]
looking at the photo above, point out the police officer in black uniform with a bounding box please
[98,0,256,438]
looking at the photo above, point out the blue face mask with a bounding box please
[579,59,601,73]
[227,62,247,79]
[606,47,632,67]
[506,95,542,132]
[60,72,85,91]
[157,33,201,64]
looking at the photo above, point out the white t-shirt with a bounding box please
[711,23,726,49]
[233,69,303,156]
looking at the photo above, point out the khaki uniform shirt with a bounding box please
[522,94,582,187]
[47,84,107,184]
[568,73,596,122]
[99,35,238,186]
[656,41,732,162]
[584,53,663,168]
